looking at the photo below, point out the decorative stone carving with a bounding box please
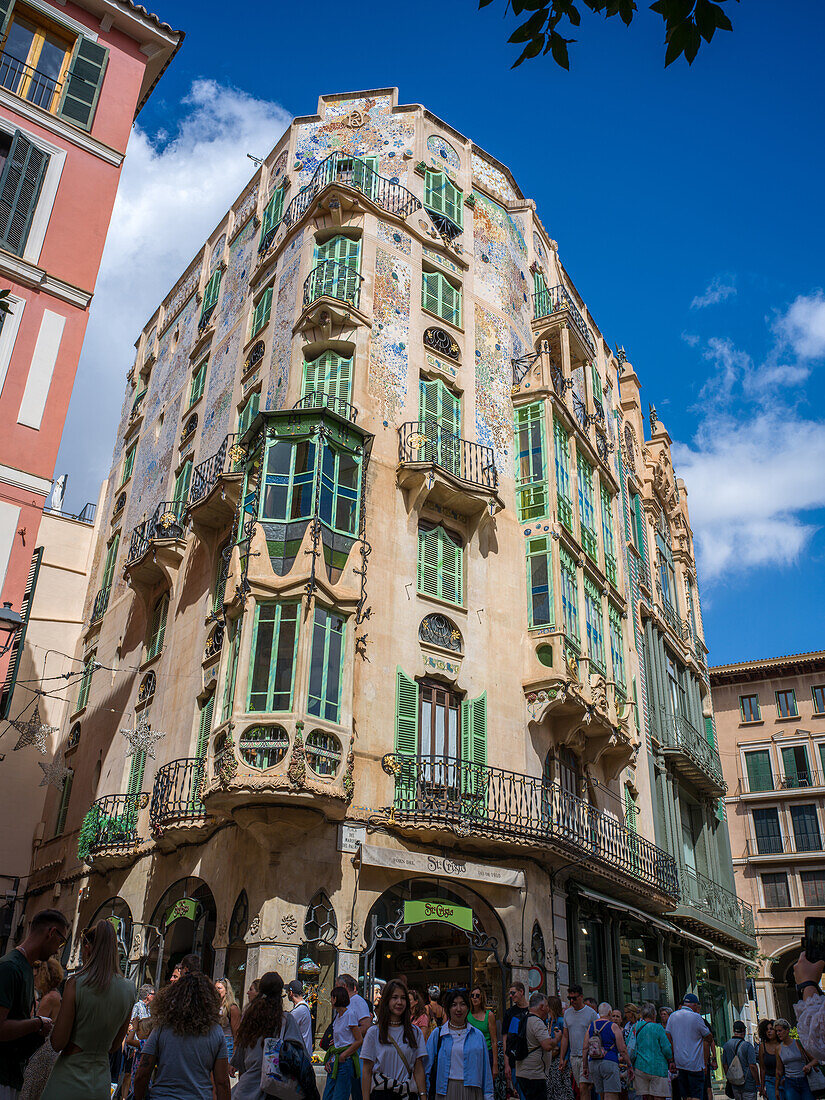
[281,914,297,936]
[288,724,306,787]
[591,675,608,714]
[249,915,261,936]
[343,921,358,947]
[346,109,365,129]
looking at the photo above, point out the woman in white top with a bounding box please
[362,980,427,1100]
[324,985,363,1100]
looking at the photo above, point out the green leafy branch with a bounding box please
[479,0,737,68]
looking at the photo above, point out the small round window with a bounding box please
[536,644,554,668]
[239,725,289,770]
[306,730,342,778]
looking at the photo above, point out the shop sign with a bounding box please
[404,898,473,931]
[165,897,198,927]
[360,843,525,889]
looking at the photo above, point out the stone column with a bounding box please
[336,949,361,981]
[256,942,300,980]
[212,947,226,979]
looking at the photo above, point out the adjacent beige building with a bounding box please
[712,650,825,1019]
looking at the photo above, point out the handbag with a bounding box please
[261,1020,304,1100]
[806,1065,825,1094]
[373,1035,416,1098]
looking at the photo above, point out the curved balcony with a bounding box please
[303,259,362,311]
[78,793,147,870]
[278,152,421,238]
[187,433,243,536]
[293,391,358,423]
[670,865,757,950]
[533,283,596,356]
[379,754,679,905]
[655,708,726,797]
[150,758,213,850]
[397,421,503,521]
[124,500,188,597]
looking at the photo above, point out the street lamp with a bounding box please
[0,602,22,657]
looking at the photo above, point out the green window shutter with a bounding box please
[422,271,462,327]
[195,694,214,761]
[238,391,260,437]
[633,494,647,562]
[101,532,120,595]
[222,618,241,721]
[417,525,463,605]
[526,536,553,628]
[417,525,439,598]
[173,458,192,504]
[302,351,353,403]
[746,750,773,793]
[591,362,602,399]
[424,171,463,229]
[53,767,73,837]
[704,714,716,747]
[57,38,108,131]
[200,271,221,320]
[145,594,168,661]
[122,442,137,484]
[251,287,273,337]
[0,546,42,717]
[350,155,378,197]
[782,746,809,787]
[0,131,49,257]
[190,359,207,405]
[460,692,487,812]
[76,649,96,711]
[316,234,361,269]
[126,748,147,795]
[394,668,418,807]
[260,185,285,247]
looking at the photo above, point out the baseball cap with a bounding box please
[287,980,303,996]
[682,993,700,1005]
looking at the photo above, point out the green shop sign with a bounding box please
[403,898,473,931]
[165,897,199,928]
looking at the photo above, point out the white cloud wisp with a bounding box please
[690,273,737,310]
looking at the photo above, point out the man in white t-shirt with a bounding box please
[340,974,373,1100]
[666,993,711,1100]
[287,980,314,1054]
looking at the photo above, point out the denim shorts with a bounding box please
[677,1068,706,1100]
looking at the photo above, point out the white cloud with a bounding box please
[55,80,291,505]
[690,273,737,310]
[773,290,825,360]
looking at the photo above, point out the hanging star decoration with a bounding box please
[10,705,58,754]
[120,714,165,759]
[38,757,70,789]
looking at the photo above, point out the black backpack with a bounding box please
[508,1013,531,1062]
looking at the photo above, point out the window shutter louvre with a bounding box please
[746,751,773,793]
[127,748,147,795]
[54,767,73,836]
[417,526,440,598]
[260,186,285,246]
[201,271,221,319]
[0,132,49,257]
[0,546,42,716]
[0,0,14,36]
[395,667,418,806]
[302,351,353,403]
[461,692,487,811]
[57,38,108,131]
[101,532,120,594]
[251,287,273,336]
[174,458,192,504]
[196,695,214,761]
[439,529,461,604]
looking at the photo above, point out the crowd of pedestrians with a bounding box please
[3,908,825,1100]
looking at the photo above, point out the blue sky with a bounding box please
[56,0,825,665]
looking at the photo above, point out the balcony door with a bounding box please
[419,378,461,476]
[782,745,812,789]
[314,235,360,302]
[753,807,783,855]
[791,804,822,853]
[419,679,461,800]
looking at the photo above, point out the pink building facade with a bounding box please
[0,0,182,714]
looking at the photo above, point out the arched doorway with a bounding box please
[300,891,338,1046]
[363,879,508,1017]
[225,891,249,998]
[146,877,217,982]
[89,896,133,974]
[770,946,799,1021]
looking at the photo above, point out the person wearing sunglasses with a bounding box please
[467,988,498,1078]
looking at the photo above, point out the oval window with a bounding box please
[238,725,289,770]
[305,730,342,778]
[536,644,554,668]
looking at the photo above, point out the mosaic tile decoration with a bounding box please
[163,263,201,331]
[422,245,460,275]
[84,475,118,618]
[209,234,226,272]
[233,182,259,232]
[201,325,243,458]
[427,134,461,173]
[266,229,305,411]
[471,151,517,203]
[147,293,198,429]
[533,231,545,260]
[376,221,411,256]
[294,94,414,187]
[216,219,255,344]
[368,247,411,425]
[473,191,530,328]
[474,303,512,473]
[424,351,458,381]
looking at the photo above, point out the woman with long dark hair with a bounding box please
[425,988,494,1100]
[758,1020,782,1100]
[230,971,307,1099]
[362,979,427,1099]
[131,970,230,1099]
[41,920,135,1100]
[324,985,363,1100]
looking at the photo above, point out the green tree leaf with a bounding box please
[512,34,546,66]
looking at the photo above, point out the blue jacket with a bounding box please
[426,1022,494,1100]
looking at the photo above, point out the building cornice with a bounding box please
[710,649,825,685]
[0,464,52,496]
[0,89,124,166]
[0,251,92,309]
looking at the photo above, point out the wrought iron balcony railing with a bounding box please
[636,555,652,590]
[293,391,358,422]
[90,586,110,624]
[79,793,146,861]
[533,284,596,354]
[746,834,824,858]
[381,754,679,898]
[0,51,62,112]
[739,770,825,795]
[189,433,241,507]
[303,259,362,310]
[399,421,498,491]
[656,709,726,792]
[150,758,207,831]
[280,152,421,236]
[572,392,589,430]
[126,500,187,565]
[678,865,756,940]
[658,591,690,640]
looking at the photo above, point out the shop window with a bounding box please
[553,418,573,533]
[801,870,825,907]
[584,578,605,676]
[421,269,462,327]
[307,607,345,723]
[761,872,791,908]
[577,453,598,563]
[515,402,548,522]
[239,724,289,770]
[248,603,299,712]
[306,730,343,778]
[744,749,773,793]
[144,594,168,662]
[776,689,798,719]
[526,536,553,628]
[739,694,761,723]
[417,523,463,606]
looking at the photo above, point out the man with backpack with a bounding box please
[560,986,598,1098]
[581,1002,632,1100]
[503,982,530,1099]
[722,1022,759,1100]
[513,993,556,1100]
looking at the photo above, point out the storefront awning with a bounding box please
[358,842,526,889]
[576,887,679,935]
[669,927,755,969]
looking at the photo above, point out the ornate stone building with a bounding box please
[23,89,753,1038]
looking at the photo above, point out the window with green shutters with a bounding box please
[200,270,221,325]
[417,523,463,605]
[515,402,548,522]
[195,694,214,762]
[250,286,273,337]
[58,37,108,131]
[212,545,229,616]
[308,606,345,722]
[739,694,761,723]
[237,391,260,438]
[76,650,96,711]
[782,745,812,788]
[424,170,463,231]
[526,536,553,628]
[790,803,822,852]
[608,604,625,689]
[144,594,168,662]
[173,458,192,505]
[126,745,146,796]
[222,617,241,722]
[584,577,605,674]
[302,350,353,404]
[189,359,207,406]
[421,270,462,328]
[312,235,361,303]
[577,452,598,562]
[97,532,119,613]
[420,377,462,475]
[745,750,774,793]
[53,766,73,836]
[260,185,286,249]
[533,268,549,314]
[631,492,647,562]
[601,485,617,585]
[559,549,579,646]
[248,603,299,712]
[0,131,49,256]
[460,692,487,811]
[553,418,573,532]
[776,689,798,718]
[121,442,137,485]
[753,807,782,854]
[394,668,419,807]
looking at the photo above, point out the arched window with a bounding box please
[204,625,223,663]
[226,890,249,997]
[623,423,636,471]
[423,327,460,362]
[181,413,198,447]
[137,671,156,706]
[303,891,337,944]
[418,614,462,652]
[531,921,546,970]
[145,593,169,662]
